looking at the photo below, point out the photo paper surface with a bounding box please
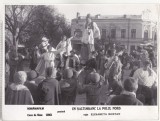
[1,2,159,121]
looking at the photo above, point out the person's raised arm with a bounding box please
[52,47,64,55]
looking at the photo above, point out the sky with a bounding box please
[54,4,159,22]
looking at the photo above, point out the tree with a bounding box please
[25,5,71,48]
[5,5,71,50]
[5,5,36,52]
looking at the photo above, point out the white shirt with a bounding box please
[133,68,157,87]
[81,22,100,44]
[56,40,67,55]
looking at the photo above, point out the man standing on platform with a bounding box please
[81,14,100,64]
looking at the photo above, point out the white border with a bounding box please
[1,2,160,121]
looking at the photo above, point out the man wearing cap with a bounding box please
[81,14,100,63]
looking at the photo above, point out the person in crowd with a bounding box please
[133,60,157,105]
[25,70,39,104]
[5,71,34,105]
[78,52,105,87]
[30,46,39,70]
[138,46,149,67]
[40,36,56,53]
[81,14,100,64]
[78,72,103,105]
[8,46,24,83]
[56,35,68,68]
[105,81,123,105]
[37,67,61,105]
[56,67,62,81]
[5,49,10,88]
[65,49,80,70]
[86,51,98,71]
[148,47,156,67]
[36,44,64,76]
[104,49,122,90]
[97,48,106,76]
[56,35,74,68]
[59,68,77,105]
[8,46,17,83]
[129,61,139,77]
[111,77,143,105]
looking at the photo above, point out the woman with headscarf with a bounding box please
[5,71,34,105]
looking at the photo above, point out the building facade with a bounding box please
[71,13,157,53]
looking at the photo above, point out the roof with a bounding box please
[73,14,142,20]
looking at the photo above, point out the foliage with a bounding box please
[5,5,71,50]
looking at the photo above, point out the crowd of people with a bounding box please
[5,13,157,105]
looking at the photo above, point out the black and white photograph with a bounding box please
[3,3,159,120]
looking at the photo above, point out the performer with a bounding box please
[56,34,75,68]
[36,39,64,76]
[81,14,100,63]
[40,36,56,53]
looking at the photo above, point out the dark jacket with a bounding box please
[60,78,77,105]
[111,94,143,105]
[86,58,97,70]
[25,81,38,104]
[78,83,102,105]
[37,78,61,105]
[5,83,34,105]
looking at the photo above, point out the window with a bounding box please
[101,29,106,39]
[121,29,126,38]
[154,32,157,41]
[111,29,116,38]
[74,29,82,38]
[131,29,136,38]
[144,30,148,40]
